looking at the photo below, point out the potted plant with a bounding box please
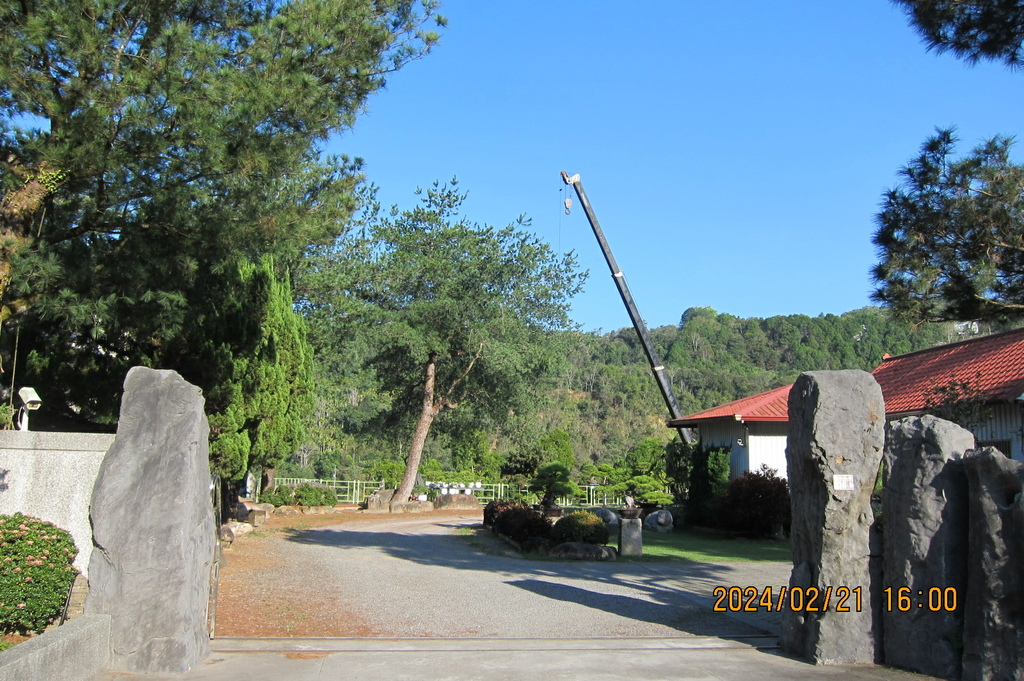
[528,463,580,517]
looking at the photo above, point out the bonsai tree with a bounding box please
[528,463,580,508]
[604,474,674,507]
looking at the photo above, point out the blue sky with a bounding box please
[328,2,1024,334]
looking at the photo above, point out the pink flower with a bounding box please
[14,567,21,572]
[16,603,24,608]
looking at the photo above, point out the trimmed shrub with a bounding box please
[720,465,791,538]
[294,483,337,507]
[0,513,78,633]
[483,499,520,527]
[684,445,731,526]
[551,511,609,545]
[260,485,295,506]
[494,506,551,545]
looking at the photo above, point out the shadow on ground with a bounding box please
[282,518,778,638]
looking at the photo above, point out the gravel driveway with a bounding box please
[222,511,792,640]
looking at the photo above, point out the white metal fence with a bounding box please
[270,478,629,507]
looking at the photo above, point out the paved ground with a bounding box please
[93,512,941,681]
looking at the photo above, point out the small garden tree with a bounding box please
[528,463,580,508]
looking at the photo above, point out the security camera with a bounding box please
[18,387,41,410]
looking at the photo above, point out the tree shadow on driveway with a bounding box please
[280,516,783,638]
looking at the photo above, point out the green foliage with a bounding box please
[720,466,791,539]
[494,506,551,545]
[302,181,586,502]
[528,463,580,508]
[196,257,314,480]
[894,0,1024,67]
[873,130,1024,323]
[0,513,77,633]
[0,0,441,432]
[683,445,732,527]
[293,483,337,507]
[551,511,609,545]
[366,461,406,488]
[260,485,295,507]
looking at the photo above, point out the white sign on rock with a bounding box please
[833,474,855,491]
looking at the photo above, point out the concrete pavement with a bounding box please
[94,636,942,681]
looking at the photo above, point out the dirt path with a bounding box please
[214,509,789,639]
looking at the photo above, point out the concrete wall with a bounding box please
[0,614,110,681]
[0,431,114,576]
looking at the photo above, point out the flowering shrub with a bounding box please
[0,513,77,633]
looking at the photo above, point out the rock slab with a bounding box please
[548,542,617,561]
[781,370,884,664]
[882,415,972,679]
[85,367,215,673]
[432,493,480,510]
[961,448,1024,681]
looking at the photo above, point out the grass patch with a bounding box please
[619,529,791,563]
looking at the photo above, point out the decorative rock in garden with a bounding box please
[365,489,394,512]
[393,500,434,513]
[883,415,972,679]
[618,517,642,556]
[781,370,884,665]
[433,493,480,510]
[85,367,215,673]
[549,542,617,561]
[961,447,1024,681]
[643,509,674,533]
[592,508,620,528]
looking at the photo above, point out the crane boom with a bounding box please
[561,171,693,444]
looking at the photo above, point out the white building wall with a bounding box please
[972,402,1023,461]
[746,422,789,479]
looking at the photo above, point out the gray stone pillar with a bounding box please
[85,367,215,673]
[882,415,972,679]
[961,448,1024,681]
[780,370,884,664]
[618,518,642,556]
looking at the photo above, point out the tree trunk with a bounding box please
[391,352,440,511]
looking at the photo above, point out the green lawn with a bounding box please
[619,529,792,563]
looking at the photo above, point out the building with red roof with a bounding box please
[668,326,1024,476]
[668,383,792,479]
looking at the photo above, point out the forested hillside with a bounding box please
[284,304,1000,481]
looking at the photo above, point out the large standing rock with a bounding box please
[882,415,972,679]
[781,370,884,664]
[85,368,215,673]
[961,448,1024,681]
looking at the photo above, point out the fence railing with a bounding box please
[274,478,385,505]
[269,478,630,508]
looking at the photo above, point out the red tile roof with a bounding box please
[871,326,1024,415]
[668,383,792,426]
[667,327,1024,428]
